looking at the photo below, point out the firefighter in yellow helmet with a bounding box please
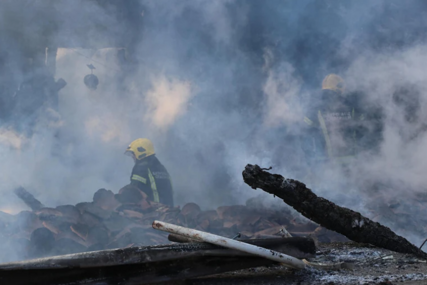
[123,138,174,206]
[302,74,364,167]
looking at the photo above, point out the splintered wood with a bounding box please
[0,186,332,261]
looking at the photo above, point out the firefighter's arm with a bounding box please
[131,173,147,185]
[130,165,153,200]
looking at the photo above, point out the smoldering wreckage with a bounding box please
[3,1,427,285]
[0,165,425,285]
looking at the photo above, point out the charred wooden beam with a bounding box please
[0,256,276,285]
[0,237,315,270]
[13,187,45,211]
[0,238,315,284]
[242,164,427,259]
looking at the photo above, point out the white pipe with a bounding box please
[152,220,306,270]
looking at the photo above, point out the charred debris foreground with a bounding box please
[242,164,427,259]
[0,166,425,284]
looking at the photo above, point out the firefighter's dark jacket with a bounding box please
[301,90,365,163]
[130,155,174,206]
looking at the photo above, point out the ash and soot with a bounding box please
[1,1,427,284]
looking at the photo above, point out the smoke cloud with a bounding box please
[144,77,193,131]
[1,0,427,261]
[263,62,304,127]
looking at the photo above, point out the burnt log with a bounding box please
[242,164,427,259]
[14,187,45,211]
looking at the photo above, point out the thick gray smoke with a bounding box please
[1,0,427,261]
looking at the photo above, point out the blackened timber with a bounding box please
[242,164,427,259]
[0,256,274,285]
[0,238,314,270]
[0,239,314,284]
[14,187,45,211]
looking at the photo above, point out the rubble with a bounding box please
[189,242,427,285]
[0,186,332,262]
[152,221,307,269]
[0,168,425,284]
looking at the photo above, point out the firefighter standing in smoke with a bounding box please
[124,138,174,206]
[301,74,365,173]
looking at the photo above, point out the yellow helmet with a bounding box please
[322,74,345,94]
[125,138,155,160]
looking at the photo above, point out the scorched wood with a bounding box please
[0,238,315,284]
[242,164,427,259]
[0,256,279,285]
[14,187,45,211]
[0,237,314,270]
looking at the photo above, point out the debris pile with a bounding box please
[191,242,427,285]
[0,185,342,262]
[0,236,316,285]
[0,165,426,284]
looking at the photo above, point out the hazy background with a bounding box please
[1,0,427,246]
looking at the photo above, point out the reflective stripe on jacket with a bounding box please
[303,108,363,163]
[130,155,174,206]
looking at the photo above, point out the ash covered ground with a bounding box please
[179,243,427,285]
